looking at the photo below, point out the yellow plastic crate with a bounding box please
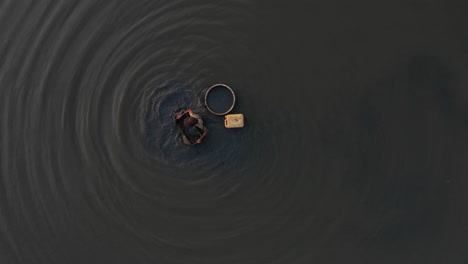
[224,114,244,128]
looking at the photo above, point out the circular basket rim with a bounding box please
[204,84,236,115]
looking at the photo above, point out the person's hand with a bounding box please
[195,138,202,144]
[176,114,183,119]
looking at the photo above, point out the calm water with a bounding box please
[1,1,468,263]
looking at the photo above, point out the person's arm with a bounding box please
[176,109,192,120]
[195,127,208,144]
[188,109,202,119]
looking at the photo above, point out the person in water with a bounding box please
[175,109,208,145]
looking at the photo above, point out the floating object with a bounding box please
[224,114,244,128]
[205,84,236,115]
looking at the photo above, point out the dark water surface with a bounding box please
[1,1,468,263]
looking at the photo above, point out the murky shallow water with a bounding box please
[1,1,468,263]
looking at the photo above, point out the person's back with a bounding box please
[182,117,199,139]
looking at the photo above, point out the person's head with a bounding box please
[183,117,198,127]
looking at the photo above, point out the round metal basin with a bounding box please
[204,84,236,115]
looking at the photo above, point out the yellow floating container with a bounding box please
[224,114,244,128]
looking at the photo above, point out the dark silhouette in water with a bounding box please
[175,109,208,145]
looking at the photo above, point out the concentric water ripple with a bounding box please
[1,0,468,263]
